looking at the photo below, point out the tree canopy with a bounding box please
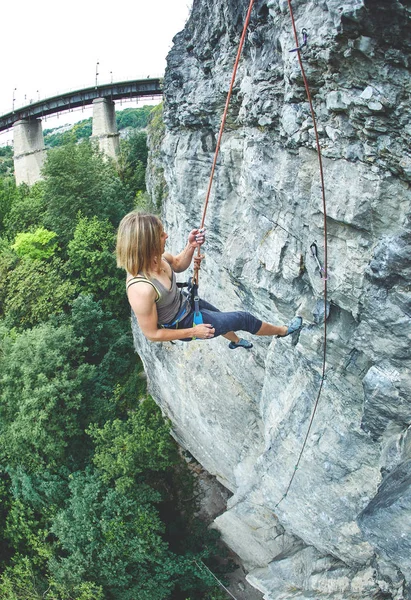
[0,109,232,599]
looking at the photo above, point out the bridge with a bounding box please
[1,78,163,185]
[0,78,162,133]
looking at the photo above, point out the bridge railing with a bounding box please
[0,78,163,133]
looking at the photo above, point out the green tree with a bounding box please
[0,146,13,178]
[0,554,105,600]
[68,294,139,423]
[0,323,95,472]
[0,555,45,599]
[50,470,174,600]
[119,131,148,195]
[116,106,154,130]
[4,499,52,567]
[0,177,17,234]
[0,239,18,319]
[71,119,92,140]
[12,227,58,260]
[67,216,126,316]
[88,397,178,493]
[44,120,93,148]
[4,257,76,328]
[0,473,13,564]
[42,141,133,244]
[2,181,47,240]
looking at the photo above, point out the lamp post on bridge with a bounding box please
[95,61,99,88]
[12,88,17,113]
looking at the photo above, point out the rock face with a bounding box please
[135,1,411,598]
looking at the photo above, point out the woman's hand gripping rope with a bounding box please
[188,227,206,249]
[189,228,206,284]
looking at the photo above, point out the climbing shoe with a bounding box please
[283,316,303,337]
[228,338,253,350]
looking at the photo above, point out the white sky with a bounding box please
[0,0,192,143]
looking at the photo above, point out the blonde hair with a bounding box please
[116,211,163,277]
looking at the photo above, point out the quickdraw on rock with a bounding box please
[289,27,308,52]
[310,241,328,279]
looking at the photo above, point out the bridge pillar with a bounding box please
[91,98,120,160]
[13,118,46,186]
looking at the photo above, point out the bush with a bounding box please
[12,228,58,260]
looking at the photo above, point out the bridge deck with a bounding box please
[0,78,163,133]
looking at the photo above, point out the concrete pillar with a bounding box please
[91,98,120,160]
[13,118,46,186]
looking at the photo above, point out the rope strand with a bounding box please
[195,560,240,600]
[194,0,256,284]
[274,0,329,508]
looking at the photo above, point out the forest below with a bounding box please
[0,105,230,600]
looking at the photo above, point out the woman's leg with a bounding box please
[188,299,295,340]
[198,300,294,339]
[199,307,262,339]
[198,299,241,343]
[256,322,288,336]
[223,331,241,343]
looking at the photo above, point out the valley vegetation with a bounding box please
[0,106,230,600]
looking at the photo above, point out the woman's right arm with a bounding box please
[128,283,215,342]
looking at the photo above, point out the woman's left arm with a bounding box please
[164,228,205,273]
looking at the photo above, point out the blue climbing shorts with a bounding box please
[174,298,262,341]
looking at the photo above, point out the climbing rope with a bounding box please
[193,0,256,285]
[194,559,240,600]
[189,0,328,510]
[273,0,329,508]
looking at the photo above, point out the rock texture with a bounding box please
[136,0,411,598]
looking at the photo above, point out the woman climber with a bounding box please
[116,211,303,347]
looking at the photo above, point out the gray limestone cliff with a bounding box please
[136,1,411,598]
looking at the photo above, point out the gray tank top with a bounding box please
[126,266,190,325]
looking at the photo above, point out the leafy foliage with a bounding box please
[0,555,46,599]
[116,105,154,130]
[0,146,13,177]
[12,227,58,260]
[44,119,92,148]
[42,105,155,150]
[42,141,133,244]
[89,397,178,492]
[67,216,126,316]
[0,176,18,234]
[3,257,76,328]
[0,111,232,600]
[119,131,149,195]
[2,181,47,240]
[0,323,94,472]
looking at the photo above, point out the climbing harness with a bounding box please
[160,302,190,329]
[273,0,329,509]
[310,241,328,279]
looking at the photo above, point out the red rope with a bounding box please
[193,0,256,284]
[274,0,329,508]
